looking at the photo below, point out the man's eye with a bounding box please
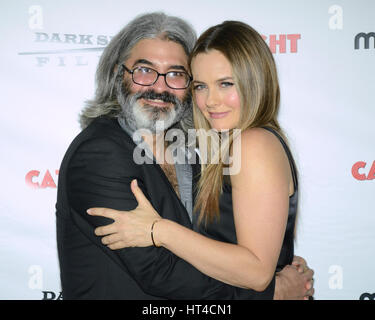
[137,67,152,73]
[168,71,185,78]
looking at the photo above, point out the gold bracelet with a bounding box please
[151,220,161,247]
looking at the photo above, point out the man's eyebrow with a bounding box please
[132,59,154,67]
[169,65,188,72]
[132,60,188,72]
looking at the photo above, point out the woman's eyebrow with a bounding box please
[192,77,233,83]
[216,76,233,81]
[192,79,204,84]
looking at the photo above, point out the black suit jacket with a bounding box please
[56,116,275,299]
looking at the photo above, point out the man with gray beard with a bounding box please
[56,12,313,300]
[117,75,191,134]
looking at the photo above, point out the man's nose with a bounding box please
[151,74,171,93]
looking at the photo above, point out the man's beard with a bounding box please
[116,79,191,134]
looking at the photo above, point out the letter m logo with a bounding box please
[354,32,375,49]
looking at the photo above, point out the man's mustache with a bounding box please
[137,90,179,104]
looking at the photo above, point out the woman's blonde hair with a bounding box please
[190,21,286,225]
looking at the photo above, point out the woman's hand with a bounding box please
[87,179,162,250]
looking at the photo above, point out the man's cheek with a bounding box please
[130,82,147,94]
[174,89,188,102]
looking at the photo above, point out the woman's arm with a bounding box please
[153,128,292,290]
[90,128,293,291]
[153,220,269,290]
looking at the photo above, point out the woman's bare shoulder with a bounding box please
[231,127,290,181]
[237,127,285,157]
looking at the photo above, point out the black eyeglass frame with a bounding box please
[122,64,192,90]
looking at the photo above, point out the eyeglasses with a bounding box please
[122,64,192,90]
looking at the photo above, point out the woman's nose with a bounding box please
[206,88,220,108]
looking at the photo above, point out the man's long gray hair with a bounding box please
[79,12,197,131]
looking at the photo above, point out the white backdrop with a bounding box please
[0,0,374,300]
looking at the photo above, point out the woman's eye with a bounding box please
[193,84,206,91]
[221,81,234,88]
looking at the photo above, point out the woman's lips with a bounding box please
[208,111,230,119]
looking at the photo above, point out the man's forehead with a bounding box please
[126,38,188,68]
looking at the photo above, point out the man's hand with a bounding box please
[274,256,314,300]
[292,255,315,299]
